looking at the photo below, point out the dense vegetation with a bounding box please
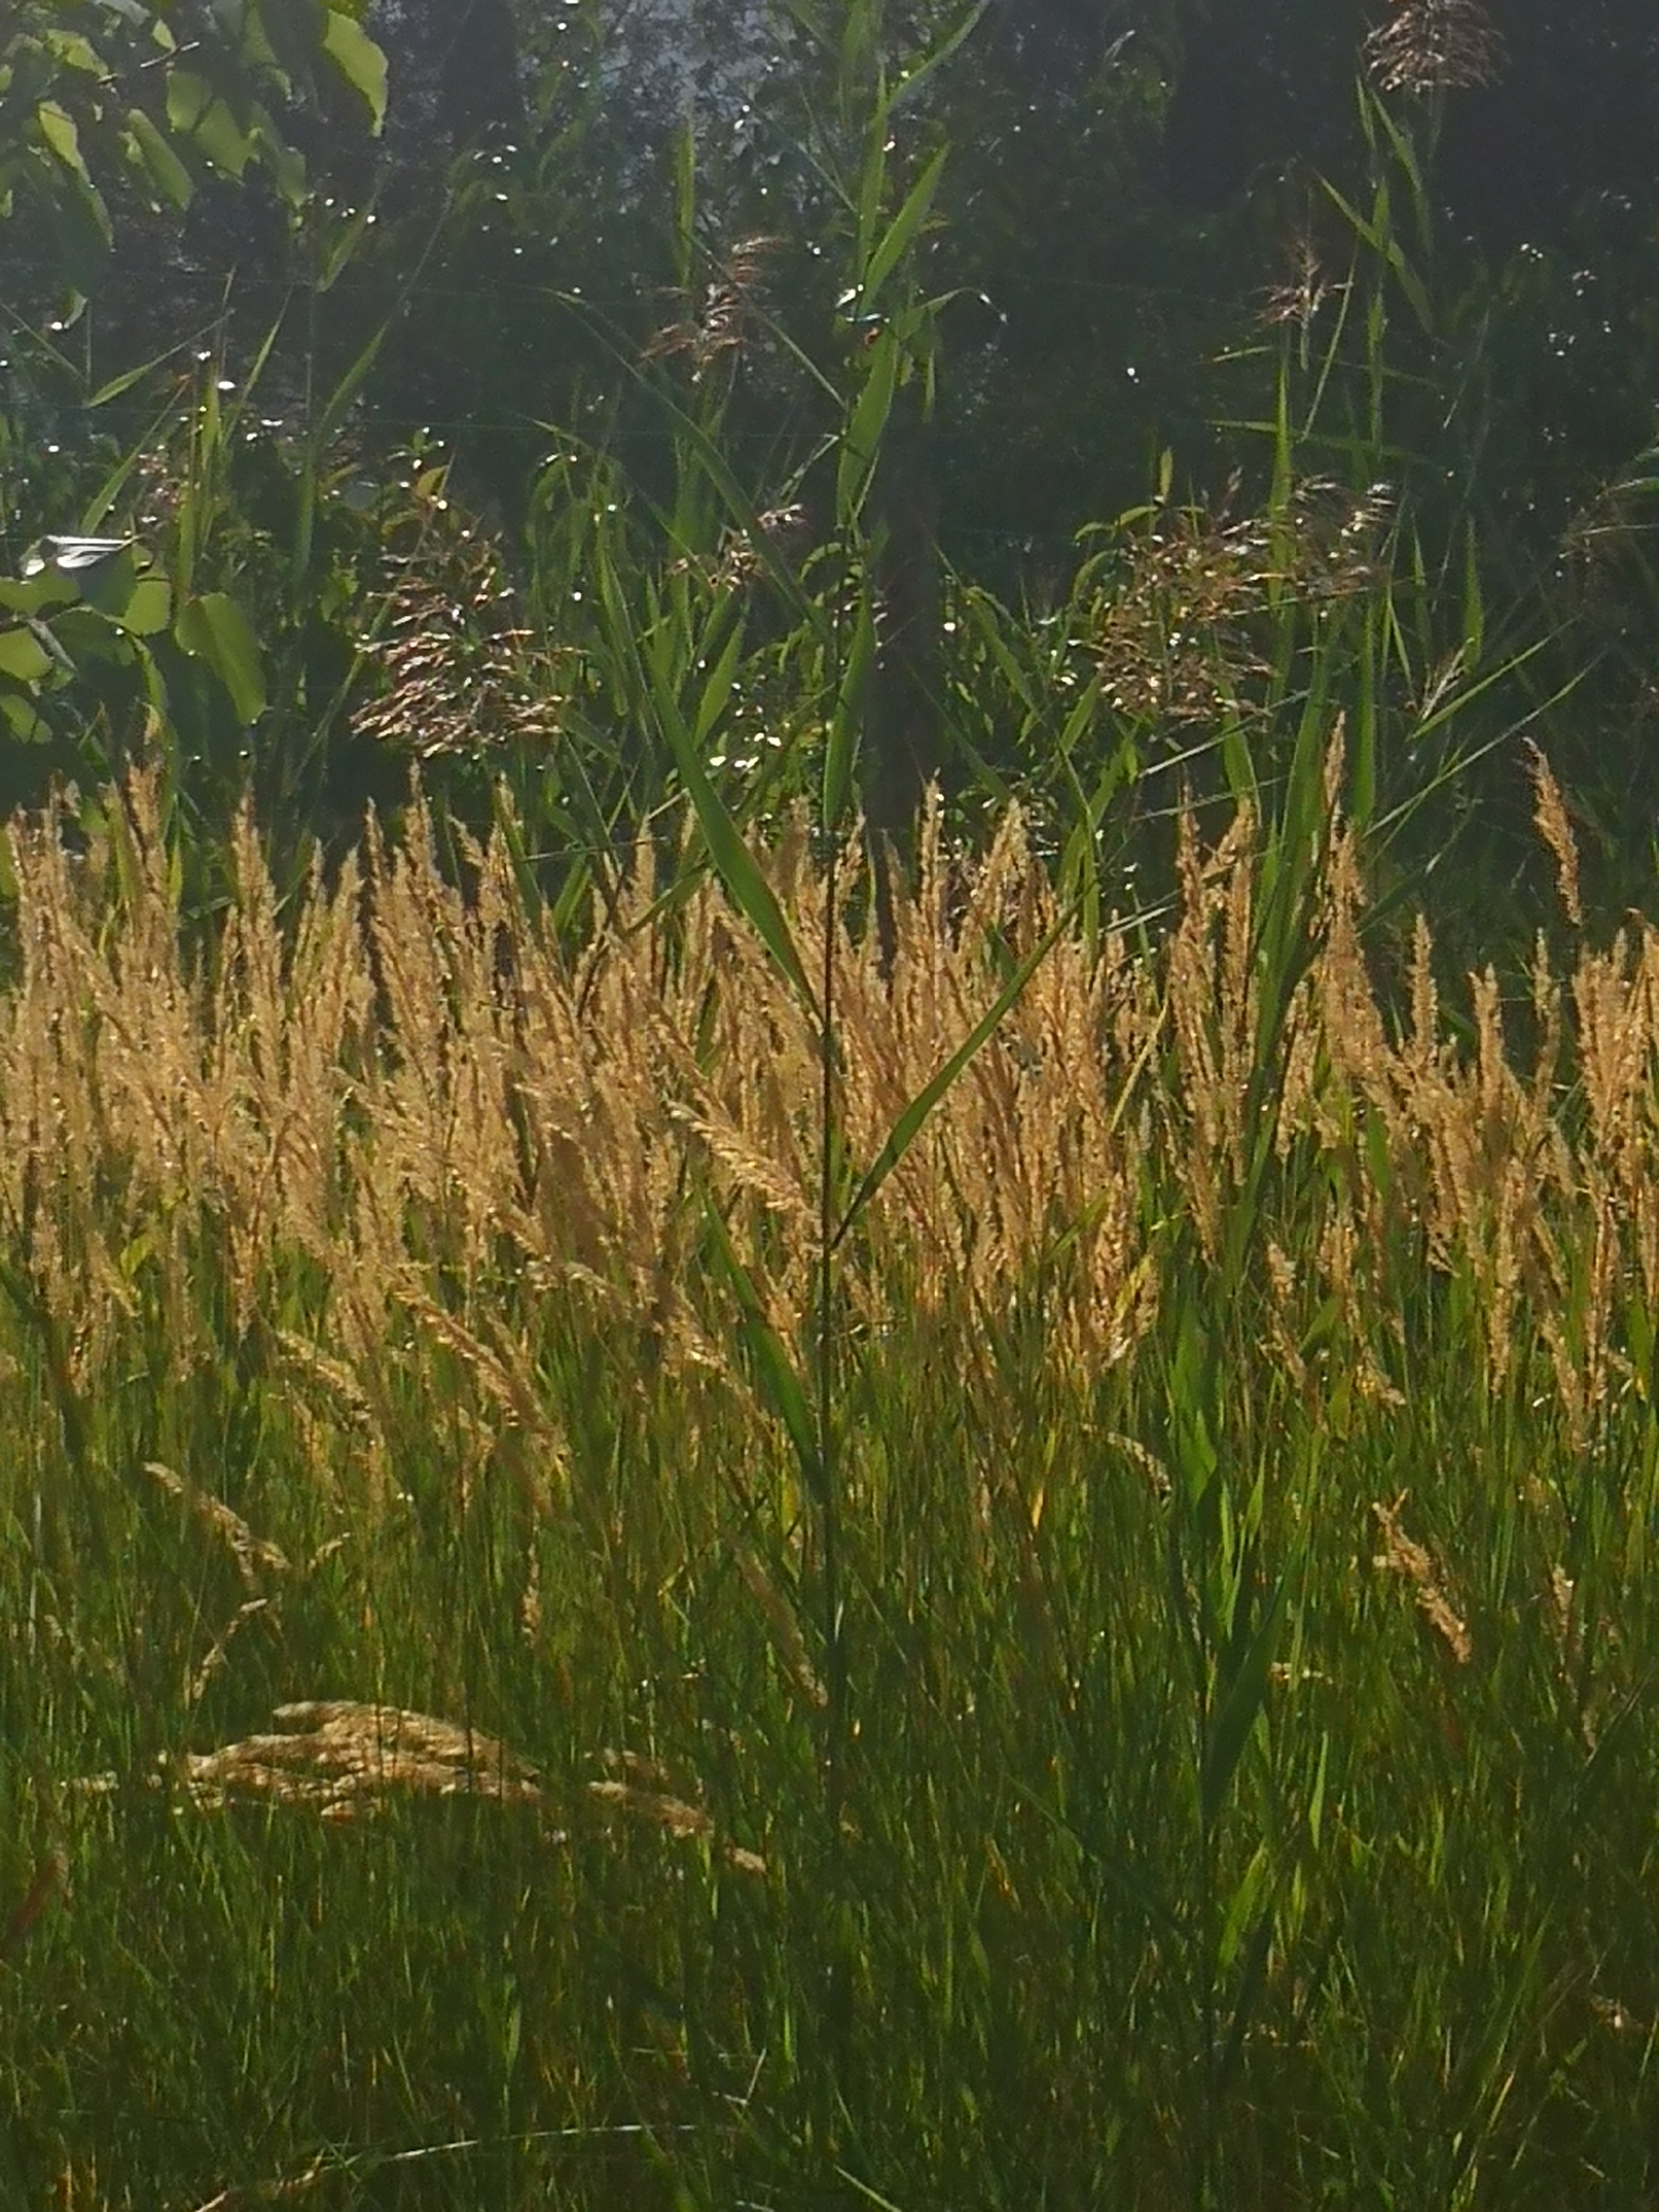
[3,2,1659,2205]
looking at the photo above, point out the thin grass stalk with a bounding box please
[814,810,852,2076]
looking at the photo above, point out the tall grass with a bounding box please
[5,11,1656,2203]
[2,750,1658,2206]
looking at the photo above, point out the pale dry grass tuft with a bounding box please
[144,1461,291,1590]
[2,754,1657,1485]
[590,1748,767,1874]
[1371,1493,1472,1666]
[72,1711,767,1869]
[1529,744,1583,930]
[176,1702,544,1821]
[735,1545,828,1710]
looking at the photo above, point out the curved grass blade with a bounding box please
[702,1190,822,1499]
[1200,1575,1287,1833]
[831,910,1067,1253]
[647,630,817,1018]
[858,145,947,317]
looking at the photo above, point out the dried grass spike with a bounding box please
[145,1461,290,1589]
[178,1702,544,1821]
[1528,743,1583,929]
[1372,1493,1472,1665]
[588,1779,714,1842]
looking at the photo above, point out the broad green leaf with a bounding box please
[0,628,53,683]
[167,70,253,177]
[0,576,71,617]
[51,604,135,665]
[0,575,55,619]
[113,576,172,636]
[0,693,52,743]
[248,106,307,208]
[174,591,266,721]
[74,547,140,618]
[124,105,192,208]
[35,100,90,185]
[165,68,210,133]
[194,102,256,181]
[323,8,387,134]
[41,30,104,75]
[38,156,112,272]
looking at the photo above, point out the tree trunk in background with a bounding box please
[371,0,526,183]
[862,379,944,891]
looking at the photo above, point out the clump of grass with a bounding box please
[5,741,1640,1430]
[3,759,1659,2206]
[144,1701,544,1820]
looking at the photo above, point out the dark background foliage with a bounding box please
[2,0,1658,896]
[11,0,1657,547]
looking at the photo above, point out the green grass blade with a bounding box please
[646,631,817,1017]
[702,1192,822,1496]
[832,912,1066,1252]
[1200,1576,1287,1833]
[858,145,947,316]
